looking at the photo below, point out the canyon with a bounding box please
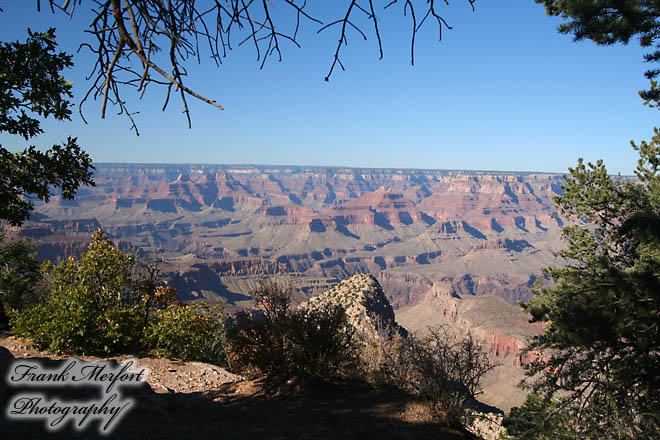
[9,163,567,410]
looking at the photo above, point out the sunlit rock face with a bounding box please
[299,273,406,340]
[17,164,565,311]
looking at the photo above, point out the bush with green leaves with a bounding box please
[146,301,226,365]
[502,393,583,440]
[10,229,227,365]
[226,279,358,382]
[10,230,143,355]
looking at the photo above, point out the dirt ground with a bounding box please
[0,333,482,440]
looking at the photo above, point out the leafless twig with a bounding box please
[44,0,474,133]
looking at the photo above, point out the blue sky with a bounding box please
[0,1,657,174]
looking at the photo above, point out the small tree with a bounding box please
[0,235,45,312]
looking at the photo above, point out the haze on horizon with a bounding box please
[94,161,580,177]
[0,1,657,175]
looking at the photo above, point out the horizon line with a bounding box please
[94,162,575,176]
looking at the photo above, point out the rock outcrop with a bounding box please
[299,273,407,340]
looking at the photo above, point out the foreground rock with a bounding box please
[299,273,407,341]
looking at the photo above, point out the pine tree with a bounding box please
[504,134,660,439]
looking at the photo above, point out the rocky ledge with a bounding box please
[299,273,407,340]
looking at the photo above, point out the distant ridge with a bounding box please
[94,162,567,176]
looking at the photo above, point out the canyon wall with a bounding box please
[14,163,564,309]
[7,163,565,410]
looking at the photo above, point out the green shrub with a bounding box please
[501,394,574,440]
[10,231,144,355]
[146,302,226,365]
[10,229,228,365]
[502,390,660,440]
[0,236,49,329]
[287,303,358,380]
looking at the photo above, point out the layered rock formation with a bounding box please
[13,163,565,312]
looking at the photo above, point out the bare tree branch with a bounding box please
[44,0,474,133]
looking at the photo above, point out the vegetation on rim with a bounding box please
[9,229,227,365]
